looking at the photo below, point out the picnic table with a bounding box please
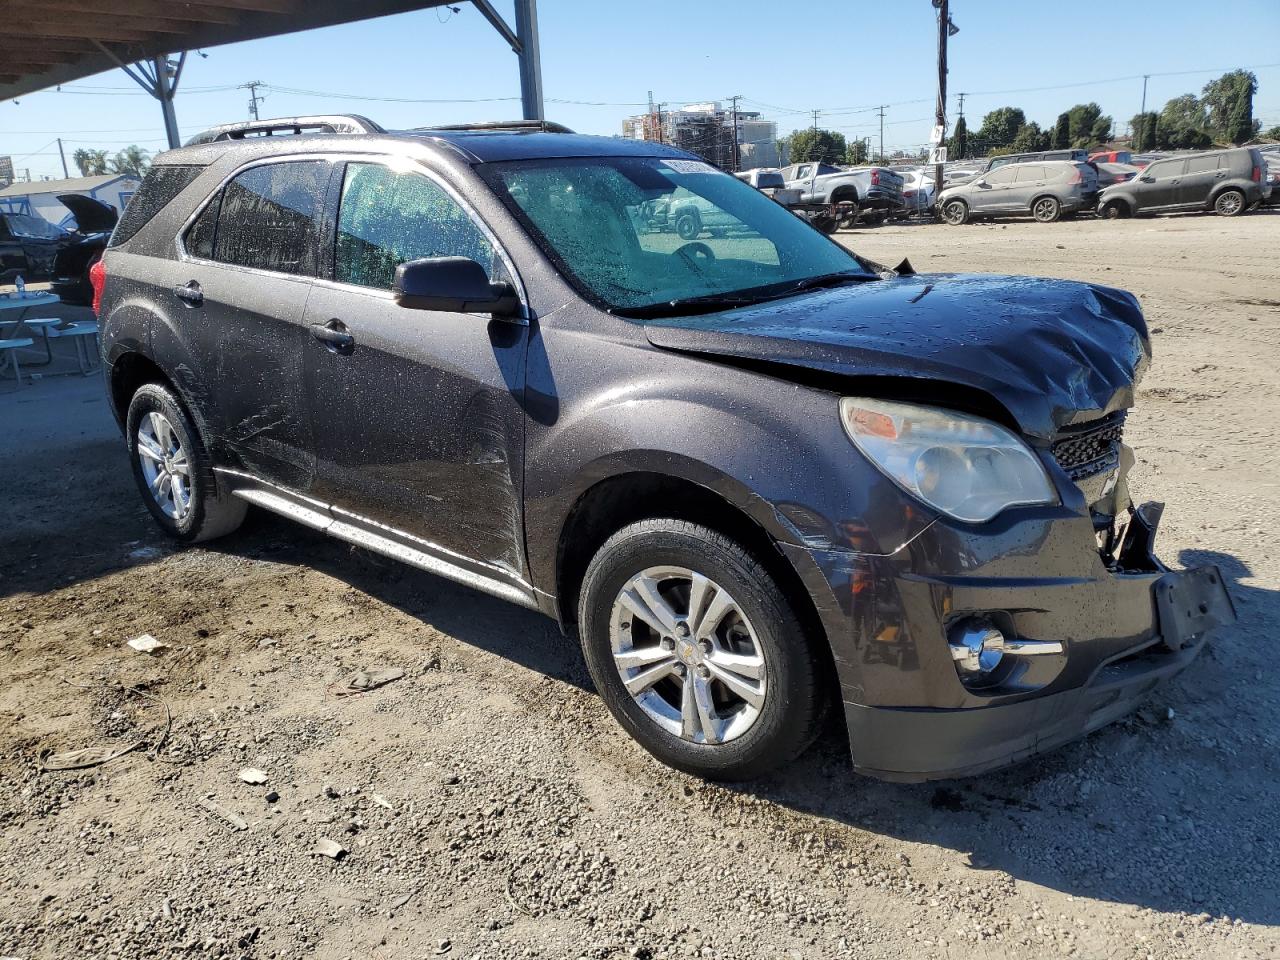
[0,291,92,384]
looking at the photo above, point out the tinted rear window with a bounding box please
[207,161,328,275]
[108,163,204,247]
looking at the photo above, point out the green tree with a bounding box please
[1264,125,1280,141]
[1064,103,1112,147]
[109,145,151,179]
[1052,112,1070,150]
[785,128,847,165]
[71,148,109,176]
[1130,112,1160,151]
[1156,94,1212,150]
[975,107,1026,151]
[1009,121,1048,154]
[843,139,868,165]
[947,114,968,159]
[1201,69,1260,145]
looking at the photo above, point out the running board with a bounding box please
[228,483,538,610]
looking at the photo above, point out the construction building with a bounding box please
[623,102,779,170]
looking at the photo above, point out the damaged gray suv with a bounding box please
[92,116,1235,782]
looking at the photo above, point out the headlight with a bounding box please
[839,397,1057,523]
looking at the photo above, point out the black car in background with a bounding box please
[0,209,69,283]
[0,194,118,304]
[50,194,118,305]
[91,117,1235,783]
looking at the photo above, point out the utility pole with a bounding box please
[1137,74,1150,151]
[877,105,886,163]
[932,0,955,195]
[56,138,69,178]
[728,94,741,172]
[240,80,265,121]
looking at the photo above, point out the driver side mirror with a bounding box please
[393,257,521,319]
[975,179,989,188]
[1139,175,1154,183]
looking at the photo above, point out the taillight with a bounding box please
[1069,170,1083,184]
[89,257,106,317]
[1252,165,1262,182]
[870,169,880,186]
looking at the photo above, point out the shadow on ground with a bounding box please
[4,375,1276,927]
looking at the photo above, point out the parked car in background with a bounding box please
[1096,148,1266,219]
[734,169,784,189]
[939,161,1098,224]
[1262,158,1279,206]
[779,162,905,224]
[50,194,118,305]
[1093,162,1139,191]
[92,115,1235,783]
[1089,150,1132,165]
[0,210,71,283]
[899,169,935,217]
[981,148,1090,173]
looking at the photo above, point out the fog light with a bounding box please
[948,620,1006,679]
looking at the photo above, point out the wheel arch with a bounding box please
[829,184,860,204]
[552,471,830,677]
[1208,183,1247,208]
[1029,192,1062,212]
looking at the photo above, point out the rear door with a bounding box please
[302,158,530,576]
[176,158,331,491]
[1177,153,1224,207]
[1011,164,1049,211]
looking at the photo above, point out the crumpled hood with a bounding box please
[643,273,1150,441]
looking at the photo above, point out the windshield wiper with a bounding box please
[613,272,881,320]
[788,271,881,292]
[612,293,770,320]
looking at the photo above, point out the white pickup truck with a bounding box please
[779,162,906,227]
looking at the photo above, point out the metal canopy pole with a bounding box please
[513,0,543,121]
[93,42,185,150]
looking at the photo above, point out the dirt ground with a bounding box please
[2,210,1279,960]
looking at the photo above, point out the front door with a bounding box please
[177,159,331,492]
[1137,158,1185,209]
[303,160,530,578]
[973,165,1018,212]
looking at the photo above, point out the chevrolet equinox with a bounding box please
[92,116,1235,782]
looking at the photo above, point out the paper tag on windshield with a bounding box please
[659,159,717,175]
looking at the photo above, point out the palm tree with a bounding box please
[109,145,152,179]
[71,148,110,176]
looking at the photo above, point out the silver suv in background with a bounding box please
[1097,148,1268,219]
[939,160,1098,225]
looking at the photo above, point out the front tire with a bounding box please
[579,519,824,781]
[1214,189,1245,217]
[942,199,969,225]
[1099,200,1129,220]
[126,382,246,543]
[675,210,702,240]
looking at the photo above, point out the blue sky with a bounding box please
[3,0,1279,180]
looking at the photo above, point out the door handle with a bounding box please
[174,281,203,305]
[310,319,355,355]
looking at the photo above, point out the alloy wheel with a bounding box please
[1216,191,1243,216]
[136,411,192,520]
[609,565,767,745]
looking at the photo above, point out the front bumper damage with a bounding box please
[786,504,1236,782]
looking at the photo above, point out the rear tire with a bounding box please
[126,383,246,543]
[1214,189,1245,217]
[1032,196,1062,223]
[579,519,825,781]
[675,210,702,240]
[942,199,969,225]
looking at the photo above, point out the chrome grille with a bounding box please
[1052,414,1125,481]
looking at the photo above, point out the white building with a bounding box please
[0,174,140,229]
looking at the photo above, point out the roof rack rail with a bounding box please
[413,120,576,134]
[184,114,385,146]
